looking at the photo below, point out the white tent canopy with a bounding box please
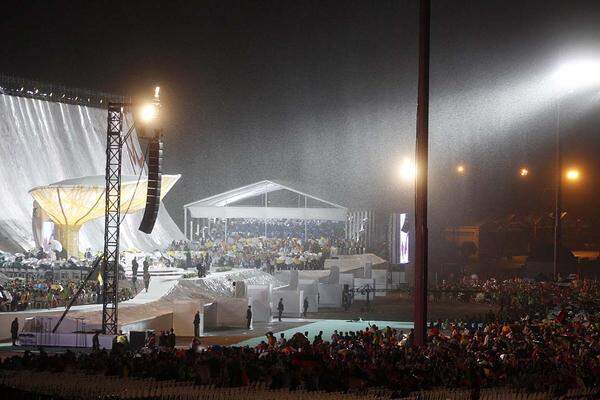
[183,180,347,239]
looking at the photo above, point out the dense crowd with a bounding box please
[0,249,144,312]
[429,276,588,312]
[173,235,336,273]
[167,218,361,273]
[0,278,136,312]
[2,279,599,395]
[177,219,346,243]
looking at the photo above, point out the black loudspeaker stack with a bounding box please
[139,139,163,234]
[129,331,147,350]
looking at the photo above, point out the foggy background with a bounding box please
[1,0,599,239]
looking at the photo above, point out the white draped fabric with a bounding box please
[0,93,184,252]
[188,205,346,221]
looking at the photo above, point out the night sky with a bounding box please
[2,0,599,234]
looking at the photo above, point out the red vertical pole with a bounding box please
[413,0,430,347]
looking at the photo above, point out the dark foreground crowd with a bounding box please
[1,279,599,396]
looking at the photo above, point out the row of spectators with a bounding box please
[0,249,144,312]
[2,279,598,395]
[429,276,589,311]
[167,219,364,273]
[176,219,346,243]
[175,236,335,273]
[0,278,136,312]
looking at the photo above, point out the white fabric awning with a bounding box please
[188,206,346,221]
[184,180,347,221]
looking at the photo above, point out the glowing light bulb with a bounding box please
[139,103,158,123]
[520,168,529,177]
[565,168,580,181]
[398,158,416,183]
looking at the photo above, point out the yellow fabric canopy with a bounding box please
[29,174,180,226]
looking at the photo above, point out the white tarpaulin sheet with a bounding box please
[0,94,183,252]
[203,297,247,329]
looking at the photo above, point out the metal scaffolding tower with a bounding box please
[101,103,124,335]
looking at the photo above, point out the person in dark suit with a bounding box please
[92,331,100,351]
[277,298,284,322]
[246,306,252,329]
[303,297,309,318]
[193,311,200,337]
[10,318,19,346]
[168,328,176,348]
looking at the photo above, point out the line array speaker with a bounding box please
[139,139,163,234]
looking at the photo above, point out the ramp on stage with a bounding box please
[0,268,284,340]
[0,93,183,252]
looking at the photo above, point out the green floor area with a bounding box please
[238,319,413,347]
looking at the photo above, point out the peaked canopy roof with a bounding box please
[184,180,347,221]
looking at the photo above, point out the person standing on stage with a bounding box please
[143,257,150,274]
[10,318,19,346]
[193,311,200,337]
[143,269,151,293]
[277,298,284,322]
[168,328,176,348]
[131,257,138,290]
[303,297,309,318]
[92,331,100,351]
[246,305,252,329]
[143,257,151,292]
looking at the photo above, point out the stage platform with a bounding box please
[0,269,282,340]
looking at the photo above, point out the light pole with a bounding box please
[553,99,561,281]
[551,59,599,280]
[413,0,430,347]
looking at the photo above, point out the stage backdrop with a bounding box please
[0,93,183,252]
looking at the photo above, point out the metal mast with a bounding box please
[101,103,124,335]
[413,0,431,347]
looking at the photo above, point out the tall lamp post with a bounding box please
[553,99,562,281]
[413,0,430,347]
[551,59,599,280]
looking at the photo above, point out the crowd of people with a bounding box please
[0,278,136,312]
[429,276,587,311]
[174,219,345,244]
[2,278,598,396]
[173,235,336,274]
[0,251,137,312]
[167,218,360,274]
